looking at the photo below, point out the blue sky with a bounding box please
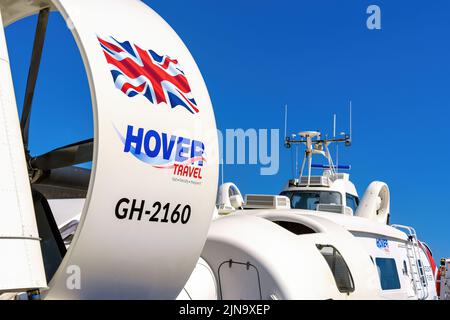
[5,1,450,260]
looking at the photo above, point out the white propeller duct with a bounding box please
[1,0,219,299]
[355,181,390,224]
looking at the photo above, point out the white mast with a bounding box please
[333,113,338,173]
[333,114,336,138]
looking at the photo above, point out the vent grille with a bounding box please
[316,204,344,214]
[299,176,330,187]
[246,195,275,207]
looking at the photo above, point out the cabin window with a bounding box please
[281,191,342,211]
[345,194,359,212]
[273,221,316,235]
[316,245,355,293]
[375,258,401,290]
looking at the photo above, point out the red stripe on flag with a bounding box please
[121,81,147,95]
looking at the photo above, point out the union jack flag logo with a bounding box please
[97,36,199,114]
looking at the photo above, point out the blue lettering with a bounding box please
[124,125,144,154]
[144,130,161,157]
[162,133,176,160]
[123,125,206,166]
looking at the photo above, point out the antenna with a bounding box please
[284,106,353,183]
[333,113,337,172]
[284,104,288,140]
[336,144,339,173]
[333,113,336,138]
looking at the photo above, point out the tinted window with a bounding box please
[375,258,401,290]
[273,221,316,235]
[317,245,355,293]
[346,193,359,213]
[281,191,342,211]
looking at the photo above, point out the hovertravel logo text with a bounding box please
[118,125,206,179]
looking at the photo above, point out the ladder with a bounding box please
[391,225,428,300]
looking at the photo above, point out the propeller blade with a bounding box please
[32,166,91,199]
[20,8,49,150]
[30,138,93,170]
